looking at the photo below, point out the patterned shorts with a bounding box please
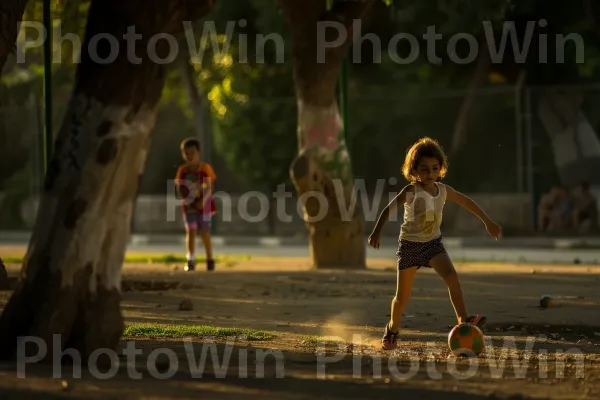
[396,236,447,270]
[183,210,212,233]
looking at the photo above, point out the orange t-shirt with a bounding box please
[175,163,216,214]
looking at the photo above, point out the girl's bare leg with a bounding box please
[429,252,469,324]
[388,267,418,332]
[382,267,418,350]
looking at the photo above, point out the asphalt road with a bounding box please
[127,242,600,265]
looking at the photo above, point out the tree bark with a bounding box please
[280,0,375,269]
[0,0,214,361]
[0,258,8,290]
[450,39,491,155]
[179,41,211,164]
[0,0,30,74]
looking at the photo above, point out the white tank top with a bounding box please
[399,182,447,242]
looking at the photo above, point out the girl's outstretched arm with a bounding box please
[368,184,414,249]
[445,184,502,239]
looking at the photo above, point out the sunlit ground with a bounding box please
[1,254,599,399]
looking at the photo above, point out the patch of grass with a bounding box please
[123,253,252,265]
[301,335,323,344]
[123,323,275,341]
[1,256,22,263]
[2,253,251,265]
[300,335,343,345]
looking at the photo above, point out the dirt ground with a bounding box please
[0,254,600,399]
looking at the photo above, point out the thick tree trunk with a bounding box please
[179,42,211,163]
[281,0,374,268]
[293,101,365,268]
[537,89,600,186]
[0,0,30,74]
[450,40,491,155]
[0,0,214,361]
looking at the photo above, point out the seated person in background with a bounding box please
[537,185,557,231]
[572,181,598,233]
[537,184,572,232]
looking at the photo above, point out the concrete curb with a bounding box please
[91,234,600,249]
[2,231,600,250]
[128,235,308,247]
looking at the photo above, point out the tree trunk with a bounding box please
[281,0,374,269]
[179,41,211,164]
[293,101,365,268]
[0,0,30,74]
[0,0,214,361]
[0,258,9,290]
[537,88,600,186]
[450,39,491,155]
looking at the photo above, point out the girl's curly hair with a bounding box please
[401,137,448,182]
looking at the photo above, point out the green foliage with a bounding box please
[4,0,90,89]
[191,0,600,194]
[4,0,600,199]
[192,0,296,191]
[1,0,92,194]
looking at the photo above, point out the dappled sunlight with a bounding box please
[3,0,600,397]
[3,256,599,398]
[112,258,600,348]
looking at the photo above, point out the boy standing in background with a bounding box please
[175,138,216,271]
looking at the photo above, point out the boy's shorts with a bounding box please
[183,210,212,233]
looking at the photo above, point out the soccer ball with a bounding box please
[448,323,485,357]
[540,294,553,308]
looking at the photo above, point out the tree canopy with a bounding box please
[2,0,600,199]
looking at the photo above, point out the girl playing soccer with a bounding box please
[368,137,502,350]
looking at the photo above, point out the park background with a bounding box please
[1,0,599,240]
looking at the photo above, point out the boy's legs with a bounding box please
[199,212,214,271]
[184,211,198,271]
[429,252,485,326]
[199,230,212,258]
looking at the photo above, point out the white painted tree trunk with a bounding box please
[0,0,214,362]
[291,101,365,268]
[280,0,374,268]
[0,93,155,360]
